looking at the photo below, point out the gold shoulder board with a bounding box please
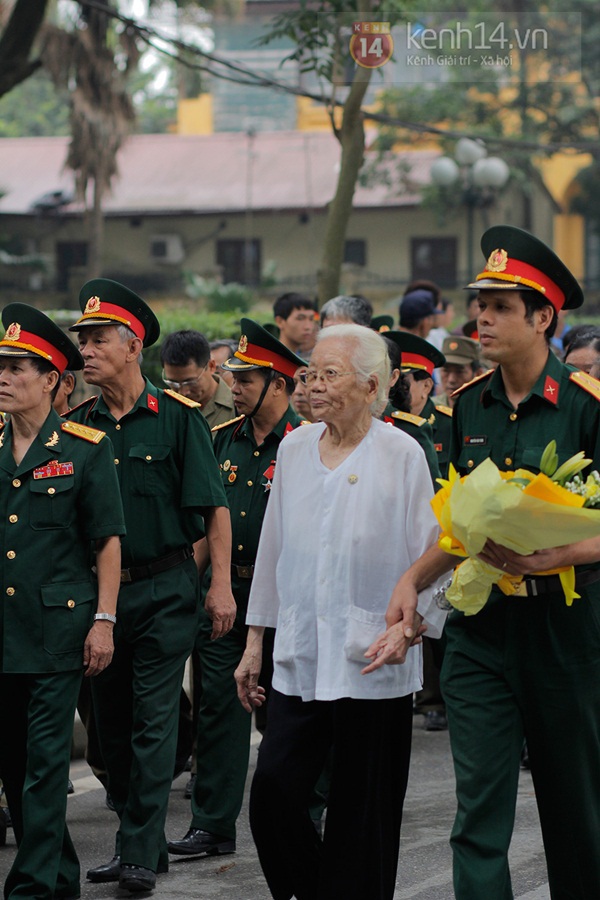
[391,410,427,427]
[61,421,105,444]
[164,388,201,408]
[211,414,245,433]
[300,419,311,426]
[435,404,453,418]
[452,369,494,398]
[570,370,600,401]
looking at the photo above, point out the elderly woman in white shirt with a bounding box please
[235,324,445,900]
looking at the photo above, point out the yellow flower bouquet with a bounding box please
[431,442,600,615]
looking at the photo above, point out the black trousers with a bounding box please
[250,689,413,900]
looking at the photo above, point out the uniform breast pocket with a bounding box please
[29,477,75,530]
[128,444,173,496]
[41,581,95,656]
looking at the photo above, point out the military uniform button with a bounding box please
[6,551,15,560]
[114,459,119,465]
[6,587,15,596]
[253,451,260,457]
[67,599,75,609]
[115,424,121,430]
[12,479,21,488]
[509,413,517,421]
[146,455,152,461]
[247,480,253,486]
[48,487,56,495]
[9,515,18,523]
[467,460,474,469]
[237,544,244,551]
[240,511,246,517]
[505,457,513,466]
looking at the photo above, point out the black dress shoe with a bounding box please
[423,710,448,731]
[167,828,235,856]
[119,865,156,893]
[86,855,121,882]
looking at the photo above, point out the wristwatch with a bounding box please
[93,613,117,624]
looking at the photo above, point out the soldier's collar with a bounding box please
[482,351,563,409]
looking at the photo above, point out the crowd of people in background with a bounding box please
[1,224,600,900]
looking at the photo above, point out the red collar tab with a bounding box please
[283,422,294,436]
[543,375,559,405]
[147,394,159,413]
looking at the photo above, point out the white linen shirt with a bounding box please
[246,417,446,701]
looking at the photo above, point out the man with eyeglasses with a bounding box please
[161,330,236,430]
[167,318,307,862]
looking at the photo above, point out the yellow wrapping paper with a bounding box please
[432,459,600,615]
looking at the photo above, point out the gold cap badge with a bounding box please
[4,322,21,341]
[485,248,508,272]
[238,335,248,353]
[84,296,102,314]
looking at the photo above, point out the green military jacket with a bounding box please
[200,375,237,431]
[211,405,303,604]
[0,408,125,674]
[422,396,453,479]
[451,351,600,579]
[67,378,226,567]
[382,403,441,488]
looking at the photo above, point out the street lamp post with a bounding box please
[431,138,510,281]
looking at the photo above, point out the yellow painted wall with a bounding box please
[175,95,214,135]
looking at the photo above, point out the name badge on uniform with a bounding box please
[464,435,487,446]
[33,460,74,479]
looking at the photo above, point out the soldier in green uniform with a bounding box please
[366,226,600,899]
[433,335,482,409]
[381,332,441,488]
[66,279,234,894]
[388,332,452,479]
[167,319,306,859]
[0,304,124,900]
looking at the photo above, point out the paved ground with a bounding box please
[0,717,550,899]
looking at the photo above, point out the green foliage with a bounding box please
[0,69,69,137]
[184,273,254,313]
[140,307,273,385]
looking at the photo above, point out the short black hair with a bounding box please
[520,291,558,342]
[256,366,295,397]
[60,369,77,396]
[383,336,411,412]
[273,292,317,320]
[29,356,61,401]
[160,330,210,368]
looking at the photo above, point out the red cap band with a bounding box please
[477,259,566,311]
[77,302,146,340]
[235,342,299,379]
[401,352,435,375]
[0,329,68,374]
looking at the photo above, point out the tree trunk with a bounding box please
[316,62,372,306]
[86,176,105,279]
[0,0,49,98]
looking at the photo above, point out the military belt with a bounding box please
[120,547,194,584]
[513,568,600,598]
[232,563,254,579]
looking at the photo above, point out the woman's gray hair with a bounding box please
[316,323,390,416]
[116,324,143,366]
[320,295,372,328]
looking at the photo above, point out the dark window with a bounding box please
[216,239,261,285]
[344,239,367,267]
[56,241,88,292]
[411,237,457,288]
